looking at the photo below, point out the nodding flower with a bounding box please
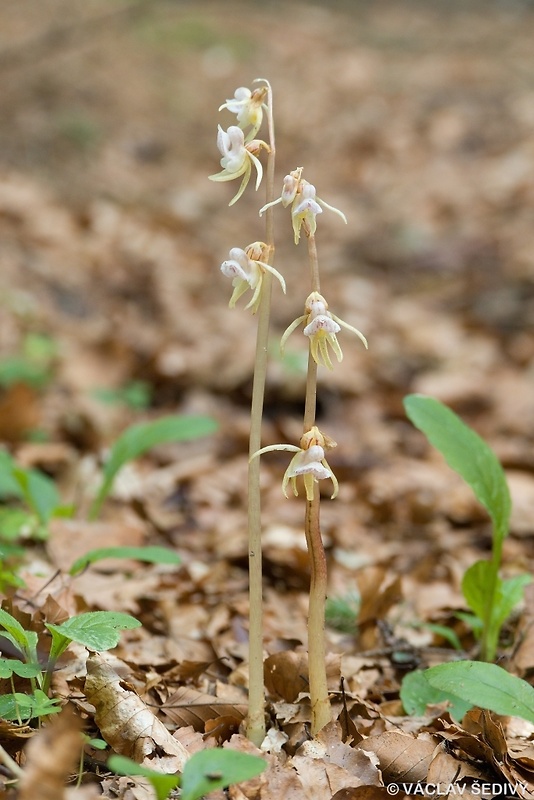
[220,242,285,314]
[219,85,268,141]
[209,126,269,206]
[251,426,338,501]
[259,168,347,244]
[281,291,368,369]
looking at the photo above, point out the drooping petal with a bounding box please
[331,314,368,349]
[280,315,308,354]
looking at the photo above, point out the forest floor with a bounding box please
[0,1,534,798]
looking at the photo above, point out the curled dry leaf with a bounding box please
[18,704,81,800]
[84,653,189,772]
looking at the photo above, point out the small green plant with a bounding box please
[109,748,266,800]
[404,394,530,662]
[0,607,140,720]
[69,545,181,576]
[325,591,360,633]
[0,333,57,391]
[88,414,218,519]
[91,380,153,411]
[0,449,68,538]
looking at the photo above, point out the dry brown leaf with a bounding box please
[84,653,188,772]
[264,652,309,702]
[17,704,81,800]
[359,731,438,784]
[160,684,247,732]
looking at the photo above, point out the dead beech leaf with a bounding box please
[264,652,309,702]
[18,704,81,800]
[85,653,188,772]
[359,731,438,783]
[160,685,247,731]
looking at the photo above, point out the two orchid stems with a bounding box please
[209,80,367,744]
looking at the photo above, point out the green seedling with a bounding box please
[109,748,266,800]
[423,660,534,724]
[0,607,140,717]
[404,394,530,662]
[325,591,360,634]
[92,380,152,411]
[88,414,218,520]
[0,449,70,537]
[69,545,181,576]
[0,690,61,723]
[0,333,57,391]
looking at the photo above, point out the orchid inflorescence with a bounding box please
[281,291,368,370]
[252,426,338,501]
[220,242,285,314]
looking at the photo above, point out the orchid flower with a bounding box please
[220,242,286,314]
[252,426,338,501]
[219,85,268,141]
[259,168,347,244]
[281,291,368,369]
[209,126,269,206]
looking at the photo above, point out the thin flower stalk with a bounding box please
[244,79,276,747]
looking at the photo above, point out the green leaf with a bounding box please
[411,621,463,652]
[494,574,532,627]
[403,395,511,543]
[401,669,472,720]
[0,451,22,499]
[89,414,218,519]
[108,755,179,800]
[424,661,534,724]
[0,690,61,722]
[180,748,266,800]
[0,658,42,679]
[12,467,61,527]
[46,611,141,657]
[0,608,38,655]
[69,545,181,576]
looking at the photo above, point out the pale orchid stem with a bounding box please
[303,232,332,735]
[245,79,275,747]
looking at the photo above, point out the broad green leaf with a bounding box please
[401,669,472,720]
[424,661,534,724]
[0,658,41,679]
[403,395,511,543]
[89,414,218,519]
[180,748,266,800]
[69,545,181,576]
[494,574,532,627]
[0,690,61,722]
[0,608,38,654]
[12,467,61,526]
[46,611,141,656]
[108,755,179,800]
[462,560,494,622]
